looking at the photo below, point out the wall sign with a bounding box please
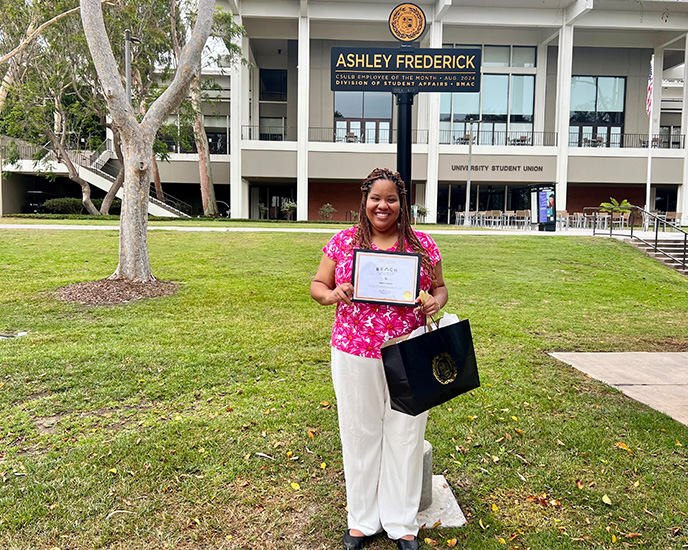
[331,47,481,92]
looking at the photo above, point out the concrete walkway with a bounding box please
[551,352,688,426]
[0,222,684,241]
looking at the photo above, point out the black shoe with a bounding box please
[395,536,419,550]
[342,530,370,550]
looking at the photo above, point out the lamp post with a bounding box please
[463,119,479,226]
[124,29,141,106]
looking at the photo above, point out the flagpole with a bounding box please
[644,54,654,219]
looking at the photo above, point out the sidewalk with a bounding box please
[0,222,684,240]
[551,352,688,426]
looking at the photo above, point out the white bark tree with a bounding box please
[80,0,215,281]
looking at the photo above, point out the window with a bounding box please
[440,75,534,145]
[569,76,625,147]
[334,91,392,143]
[440,44,536,145]
[259,69,287,102]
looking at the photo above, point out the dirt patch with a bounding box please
[58,278,178,306]
[34,414,64,434]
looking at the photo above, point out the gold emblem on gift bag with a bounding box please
[389,3,426,42]
[432,352,457,385]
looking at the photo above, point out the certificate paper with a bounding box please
[351,249,421,307]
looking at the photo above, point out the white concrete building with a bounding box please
[3,0,688,223]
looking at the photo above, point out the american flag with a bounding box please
[646,55,654,118]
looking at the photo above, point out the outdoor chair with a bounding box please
[514,210,529,229]
[570,212,585,228]
[556,210,570,230]
[665,212,682,230]
[611,211,628,230]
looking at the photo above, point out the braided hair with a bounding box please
[352,168,437,288]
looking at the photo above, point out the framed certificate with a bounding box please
[351,249,421,307]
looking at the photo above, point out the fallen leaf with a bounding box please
[514,428,524,435]
[108,468,117,474]
[498,537,506,544]
[492,503,499,511]
[602,494,612,505]
[676,440,682,446]
[447,539,457,547]
[511,416,518,421]
[576,480,584,490]
[612,535,617,542]
[432,520,442,528]
[479,519,488,530]
[307,429,316,439]
[627,533,642,538]
[613,442,633,454]
[290,482,300,490]
[320,462,327,469]
[556,439,564,446]
[424,538,438,546]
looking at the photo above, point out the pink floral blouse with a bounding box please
[323,227,441,359]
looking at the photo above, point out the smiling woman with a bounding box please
[309,167,448,550]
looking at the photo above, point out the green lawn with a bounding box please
[0,228,687,550]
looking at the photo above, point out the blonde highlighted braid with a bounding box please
[352,168,437,288]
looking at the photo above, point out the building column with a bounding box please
[554,24,573,212]
[230,12,249,218]
[681,38,688,218]
[534,38,549,134]
[296,5,310,221]
[424,16,443,224]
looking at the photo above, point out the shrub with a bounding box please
[319,203,336,220]
[42,198,84,215]
[91,198,122,215]
[281,200,297,221]
[412,203,428,222]
[599,197,633,213]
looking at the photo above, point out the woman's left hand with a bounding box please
[415,293,441,318]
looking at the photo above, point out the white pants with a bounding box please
[331,347,428,540]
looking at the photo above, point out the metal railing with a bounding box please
[240,125,430,144]
[570,133,685,149]
[584,205,687,271]
[147,182,193,215]
[440,130,557,147]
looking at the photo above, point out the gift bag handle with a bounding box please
[419,291,440,332]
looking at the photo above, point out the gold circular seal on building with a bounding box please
[432,352,458,385]
[389,3,426,42]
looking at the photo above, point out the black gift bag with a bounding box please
[381,319,479,416]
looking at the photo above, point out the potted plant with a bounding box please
[319,203,336,220]
[281,200,297,221]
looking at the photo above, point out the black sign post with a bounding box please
[396,89,415,212]
[330,3,481,220]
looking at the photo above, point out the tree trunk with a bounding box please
[81,0,216,281]
[101,130,124,215]
[47,129,100,216]
[109,136,155,282]
[191,77,218,216]
[151,156,165,202]
[101,169,123,215]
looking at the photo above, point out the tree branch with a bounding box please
[0,1,111,66]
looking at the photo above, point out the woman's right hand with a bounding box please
[327,283,354,306]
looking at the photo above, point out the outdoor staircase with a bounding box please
[79,163,191,218]
[626,237,688,275]
[3,139,192,218]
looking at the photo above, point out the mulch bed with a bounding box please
[58,278,178,306]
